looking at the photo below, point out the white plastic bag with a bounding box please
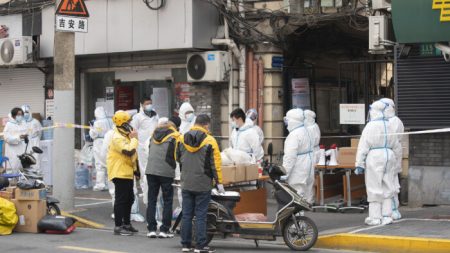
[79,143,94,166]
[223,148,253,165]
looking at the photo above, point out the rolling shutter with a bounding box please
[396,46,450,129]
[0,68,45,118]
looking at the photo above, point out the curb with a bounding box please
[61,211,105,229]
[316,233,450,253]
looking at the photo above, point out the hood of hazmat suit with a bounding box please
[179,102,196,135]
[246,109,264,145]
[230,118,264,163]
[282,108,315,203]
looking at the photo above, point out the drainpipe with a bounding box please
[257,57,264,128]
[252,59,258,109]
[247,50,254,110]
[238,0,246,109]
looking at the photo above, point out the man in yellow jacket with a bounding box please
[107,110,140,236]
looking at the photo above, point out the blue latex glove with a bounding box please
[355,167,365,175]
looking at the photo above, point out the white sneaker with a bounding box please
[93,185,106,191]
[158,231,174,238]
[130,213,145,223]
[147,231,157,238]
[365,217,381,226]
[382,216,393,225]
[181,247,192,252]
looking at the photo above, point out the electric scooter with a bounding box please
[172,143,318,251]
[5,136,61,215]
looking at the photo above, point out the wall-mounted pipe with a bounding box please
[257,57,264,128]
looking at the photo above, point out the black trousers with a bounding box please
[146,174,174,233]
[113,178,134,227]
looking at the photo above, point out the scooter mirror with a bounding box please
[268,143,273,157]
[32,147,43,154]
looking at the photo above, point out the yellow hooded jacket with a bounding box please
[107,128,139,181]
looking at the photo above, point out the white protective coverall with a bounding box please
[380,98,405,220]
[230,118,264,163]
[130,107,159,205]
[4,118,28,170]
[21,105,42,151]
[89,107,113,191]
[304,110,321,164]
[179,102,196,134]
[101,128,144,222]
[246,109,264,145]
[355,101,401,226]
[282,109,315,204]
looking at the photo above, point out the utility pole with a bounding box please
[52,0,76,210]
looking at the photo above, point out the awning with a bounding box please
[392,0,450,43]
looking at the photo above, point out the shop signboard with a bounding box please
[392,0,450,43]
[339,104,365,125]
[115,86,134,111]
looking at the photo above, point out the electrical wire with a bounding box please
[142,0,165,11]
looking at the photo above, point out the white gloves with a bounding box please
[217,184,225,194]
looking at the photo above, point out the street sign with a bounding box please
[340,104,365,125]
[55,15,88,33]
[56,0,89,17]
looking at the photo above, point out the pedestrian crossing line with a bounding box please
[58,246,127,253]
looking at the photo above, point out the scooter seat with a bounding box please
[211,190,241,202]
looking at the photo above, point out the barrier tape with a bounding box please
[2,123,450,140]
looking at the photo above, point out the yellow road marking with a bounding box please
[58,246,127,253]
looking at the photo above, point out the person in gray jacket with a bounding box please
[145,120,181,239]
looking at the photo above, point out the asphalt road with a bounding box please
[0,228,362,253]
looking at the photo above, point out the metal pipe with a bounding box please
[252,59,258,109]
[247,49,253,110]
[238,0,246,109]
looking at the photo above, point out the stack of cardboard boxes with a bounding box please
[337,139,359,166]
[221,164,259,184]
[0,187,47,233]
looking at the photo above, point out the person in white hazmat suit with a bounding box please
[282,108,315,204]
[230,108,264,163]
[304,110,321,164]
[176,102,196,207]
[246,109,264,145]
[379,98,405,220]
[4,107,28,170]
[90,107,113,191]
[101,126,145,222]
[21,105,42,168]
[131,97,159,213]
[355,100,402,226]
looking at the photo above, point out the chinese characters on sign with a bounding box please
[55,15,88,33]
[339,104,365,125]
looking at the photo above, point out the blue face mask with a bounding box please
[144,104,153,112]
[186,113,195,123]
[16,115,24,123]
[24,113,31,121]
[231,121,237,129]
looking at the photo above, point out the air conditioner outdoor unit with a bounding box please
[0,36,33,66]
[187,51,230,82]
[372,0,391,10]
[369,15,388,54]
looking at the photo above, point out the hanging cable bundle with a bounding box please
[142,0,165,11]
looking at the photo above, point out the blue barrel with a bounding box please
[42,120,54,140]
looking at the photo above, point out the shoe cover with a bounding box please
[392,210,402,220]
[382,216,393,225]
[130,213,145,223]
[365,217,381,226]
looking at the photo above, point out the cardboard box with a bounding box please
[351,138,360,148]
[235,164,247,182]
[15,188,47,201]
[32,113,42,123]
[12,199,47,233]
[338,147,357,165]
[221,166,236,184]
[245,164,259,181]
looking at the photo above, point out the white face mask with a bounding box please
[186,113,195,123]
[144,104,153,112]
[16,115,24,123]
[231,121,237,129]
